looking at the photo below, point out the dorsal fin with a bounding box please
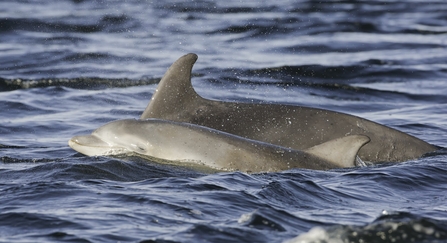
[141,53,201,119]
[304,135,370,168]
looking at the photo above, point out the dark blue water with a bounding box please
[1,0,447,242]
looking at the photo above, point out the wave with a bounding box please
[0,77,159,91]
[287,211,447,243]
[0,14,137,34]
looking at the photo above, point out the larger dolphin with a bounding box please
[69,119,370,172]
[141,53,439,163]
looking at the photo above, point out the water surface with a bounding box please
[1,0,447,242]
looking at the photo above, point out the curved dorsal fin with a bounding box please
[141,53,201,119]
[304,135,371,168]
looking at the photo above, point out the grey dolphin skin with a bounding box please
[141,53,439,163]
[69,119,370,172]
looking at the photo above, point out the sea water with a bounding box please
[1,1,447,242]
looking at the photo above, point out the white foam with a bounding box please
[284,226,343,243]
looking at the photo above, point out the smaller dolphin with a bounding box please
[69,119,370,172]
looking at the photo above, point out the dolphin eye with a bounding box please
[137,145,146,151]
[130,143,146,151]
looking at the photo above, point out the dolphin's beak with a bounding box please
[68,135,114,156]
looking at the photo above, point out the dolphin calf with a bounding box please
[141,53,439,163]
[69,119,370,172]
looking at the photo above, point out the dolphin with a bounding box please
[69,119,370,172]
[140,53,439,163]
